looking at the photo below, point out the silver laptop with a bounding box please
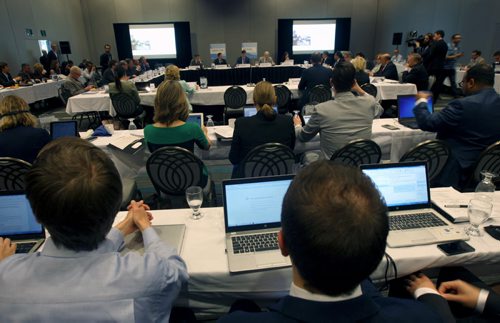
[223,175,293,273]
[0,191,45,253]
[121,224,186,255]
[361,162,469,248]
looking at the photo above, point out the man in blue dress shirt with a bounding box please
[0,138,188,322]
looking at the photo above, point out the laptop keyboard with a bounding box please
[231,232,279,254]
[390,212,447,231]
[15,242,37,254]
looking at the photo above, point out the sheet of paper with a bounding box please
[215,126,234,139]
[109,135,141,150]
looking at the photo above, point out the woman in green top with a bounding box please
[108,65,141,105]
[164,64,197,111]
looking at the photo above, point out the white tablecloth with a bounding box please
[444,69,500,93]
[112,190,500,318]
[0,80,64,104]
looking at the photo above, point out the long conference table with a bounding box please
[0,79,64,104]
[111,191,500,318]
[66,80,417,117]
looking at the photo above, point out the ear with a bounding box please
[278,229,289,257]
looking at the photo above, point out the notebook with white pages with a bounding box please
[431,187,471,223]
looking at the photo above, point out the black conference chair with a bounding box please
[274,85,292,114]
[111,93,145,129]
[308,84,332,105]
[223,86,247,123]
[361,83,378,98]
[146,146,216,209]
[399,140,451,185]
[467,141,500,189]
[0,157,32,191]
[330,139,381,167]
[237,143,296,179]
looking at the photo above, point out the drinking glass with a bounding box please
[293,110,300,116]
[186,186,203,220]
[466,198,493,236]
[475,171,497,202]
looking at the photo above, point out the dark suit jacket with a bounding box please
[425,39,448,75]
[47,50,58,64]
[214,58,227,65]
[101,68,115,85]
[484,292,500,316]
[229,111,295,177]
[219,281,444,323]
[0,73,16,87]
[355,70,370,86]
[414,88,500,187]
[402,63,429,91]
[100,53,112,71]
[321,56,333,66]
[0,126,51,164]
[374,61,399,81]
[236,56,251,65]
[298,64,334,107]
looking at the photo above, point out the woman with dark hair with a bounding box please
[108,65,140,106]
[228,81,295,178]
[281,51,291,63]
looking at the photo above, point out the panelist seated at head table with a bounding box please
[0,137,188,322]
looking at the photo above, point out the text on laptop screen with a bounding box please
[362,165,429,208]
[225,179,292,227]
[186,114,202,127]
[243,106,278,117]
[51,121,77,139]
[398,96,433,119]
[0,195,43,235]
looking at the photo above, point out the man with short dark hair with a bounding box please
[0,62,21,87]
[101,59,117,85]
[320,51,332,65]
[100,44,113,71]
[236,50,251,65]
[190,54,203,67]
[467,50,486,69]
[443,34,464,98]
[219,161,444,322]
[297,52,334,108]
[414,64,500,188]
[213,52,227,65]
[373,53,399,80]
[427,30,449,102]
[402,53,429,91]
[295,62,383,159]
[17,63,34,82]
[47,42,59,65]
[0,138,188,321]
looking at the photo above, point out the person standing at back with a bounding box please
[443,34,464,98]
[229,81,295,178]
[297,52,334,109]
[426,30,448,102]
[100,44,113,72]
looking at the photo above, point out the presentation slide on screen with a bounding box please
[292,20,336,54]
[129,24,177,59]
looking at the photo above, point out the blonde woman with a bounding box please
[164,64,196,111]
[0,95,50,163]
[229,81,295,178]
[351,57,370,86]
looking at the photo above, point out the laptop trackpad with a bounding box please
[256,252,286,268]
[392,230,436,243]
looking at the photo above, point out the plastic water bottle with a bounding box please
[475,171,496,201]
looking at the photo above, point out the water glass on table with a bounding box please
[466,197,493,237]
[186,186,203,220]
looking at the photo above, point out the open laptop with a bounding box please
[361,162,469,248]
[0,192,45,253]
[397,94,433,129]
[50,120,78,140]
[186,113,204,127]
[243,106,278,117]
[121,224,186,255]
[223,175,294,273]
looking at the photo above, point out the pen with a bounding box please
[444,204,468,208]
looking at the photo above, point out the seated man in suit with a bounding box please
[402,53,429,91]
[373,53,399,80]
[466,50,486,69]
[236,50,251,65]
[189,54,203,67]
[101,59,117,85]
[17,63,34,83]
[258,51,275,65]
[297,52,334,108]
[219,161,446,322]
[320,51,333,66]
[0,137,188,321]
[0,62,21,87]
[332,51,344,67]
[295,61,383,160]
[213,53,227,65]
[61,66,94,100]
[414,64,500,188]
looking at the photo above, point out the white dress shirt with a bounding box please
[290,282,362,302]
[0,227,189,322]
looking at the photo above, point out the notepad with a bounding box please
[431,187,469,223]
[214,126,234,139]
[109,134,143,150]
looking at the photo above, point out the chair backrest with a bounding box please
[274,85,292,113]
[308,84,332,105]
[330,139,381,167]
[146,146,205,195]
[224,86,247,110]
[399,140,451,182]
[239,143,296,178]
[58,86,68,105]
[361,83,378,98]
[471,141,500,184]
[0,157,32,191]
[111,93,141,119]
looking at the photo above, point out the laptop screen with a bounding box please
[361,163,430,209]
[243,106,278,117]
[0,194,43,236]
[398,95,433,120]
[186,113,203,127]
[223,176,293,231]
[50,121,78,140]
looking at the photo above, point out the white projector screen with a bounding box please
[129,24,177,59]
[292,20,336,54]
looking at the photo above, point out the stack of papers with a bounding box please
[214,126,234,139]
[109,134,143,150]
